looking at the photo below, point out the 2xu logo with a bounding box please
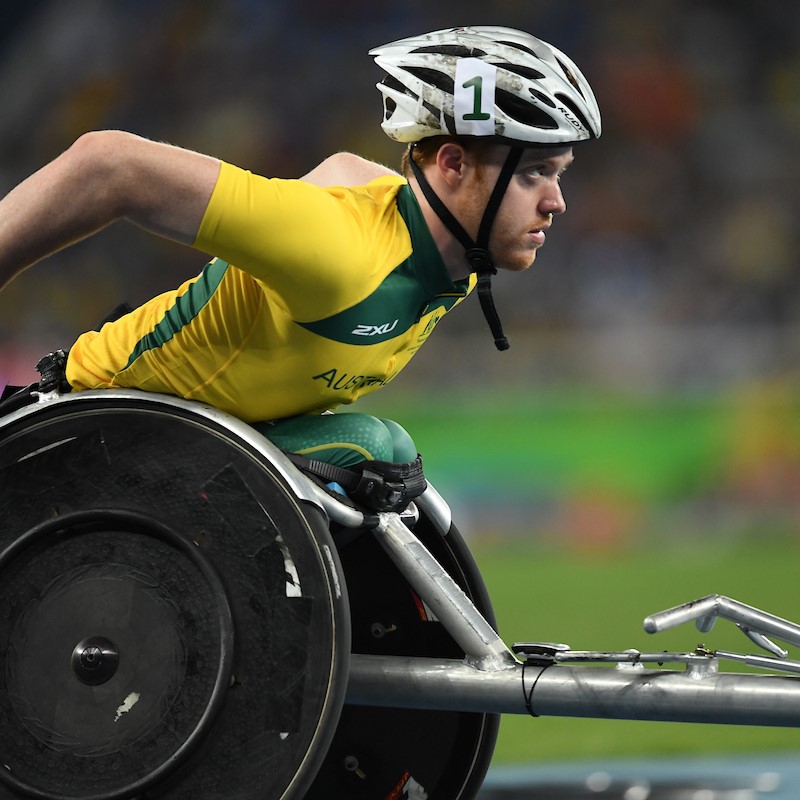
[352,319,399,337]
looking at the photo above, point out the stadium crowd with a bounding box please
[0,0,798,393]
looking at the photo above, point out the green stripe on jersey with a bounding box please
[297,185,467,345]
[124,259,228,369]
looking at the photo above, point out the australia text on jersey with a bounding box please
[312,369,391,392]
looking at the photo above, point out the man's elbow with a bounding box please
[64,131,141,217]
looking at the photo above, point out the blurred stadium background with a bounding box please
[1,0,799,770]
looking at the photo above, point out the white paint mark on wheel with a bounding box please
[114,692,140,722]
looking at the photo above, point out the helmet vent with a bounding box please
[555,57,585,97]
[372,27,601,144]
[496,88,558,129]
[405,66,454,95]
[493,62,546,81]
[497,40,539,59]
[554,92,593,135]
[412,44,486,58]
[382,75,417,98]
[528,87,557,108]
[422,99,441,120]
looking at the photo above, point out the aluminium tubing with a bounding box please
[346,654,800,727]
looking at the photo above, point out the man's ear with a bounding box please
[435,143,468,187]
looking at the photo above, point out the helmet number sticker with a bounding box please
[454,58,496,136]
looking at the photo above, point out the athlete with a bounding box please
[0,26,600,502]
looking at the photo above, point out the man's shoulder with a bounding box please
[365,174,407,189]
[302,152,402,188]
[355,174,408,208]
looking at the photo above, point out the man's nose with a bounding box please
[541,182,567,216]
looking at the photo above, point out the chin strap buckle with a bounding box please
[465,247,496,275]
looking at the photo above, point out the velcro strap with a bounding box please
[287,453,427,513]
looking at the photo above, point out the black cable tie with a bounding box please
[522,660,552,717]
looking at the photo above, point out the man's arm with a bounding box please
[0,135,395,292]
[0,130,220,290]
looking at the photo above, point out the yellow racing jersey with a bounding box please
[66,161,475,422]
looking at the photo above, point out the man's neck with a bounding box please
[408,178,471,282]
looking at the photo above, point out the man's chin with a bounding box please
[498,253,537,273]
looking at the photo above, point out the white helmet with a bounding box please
[370,26,601,145]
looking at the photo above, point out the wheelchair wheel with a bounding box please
[0,391,349,800]
[306,509,500,800]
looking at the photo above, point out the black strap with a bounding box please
[408,152,475,253]
[407,144,522,351]
[287,454,360,491]
[1,383,25,402]
[476,146,523,249]
[476,270,508,350]
[0,382,38,417]
[287,453,427,514]
[472,146,522,352]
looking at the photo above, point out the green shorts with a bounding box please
[251,412,417,468]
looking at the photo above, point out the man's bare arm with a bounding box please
[0,130,220,290]
[0,138,395,292]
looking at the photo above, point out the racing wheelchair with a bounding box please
[1,386,800,800]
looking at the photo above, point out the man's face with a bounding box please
[458,144,574,273]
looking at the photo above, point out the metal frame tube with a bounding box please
[371,513,517,670]
[347,654,800,727]
[14,390,800,730]
[645,594,800,649]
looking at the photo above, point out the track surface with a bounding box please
[478,755,798,799]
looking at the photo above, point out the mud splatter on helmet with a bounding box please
[371,26,601,146]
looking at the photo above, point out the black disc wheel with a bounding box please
[306,509,500,800]
[0,391,350,800]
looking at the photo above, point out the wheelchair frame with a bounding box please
[2,388,799,799]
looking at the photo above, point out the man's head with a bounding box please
[370,26,601,350]
[401,137,574,274]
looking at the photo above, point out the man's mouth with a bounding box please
[528,227,548,246]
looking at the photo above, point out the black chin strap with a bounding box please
[408,144,523,351]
